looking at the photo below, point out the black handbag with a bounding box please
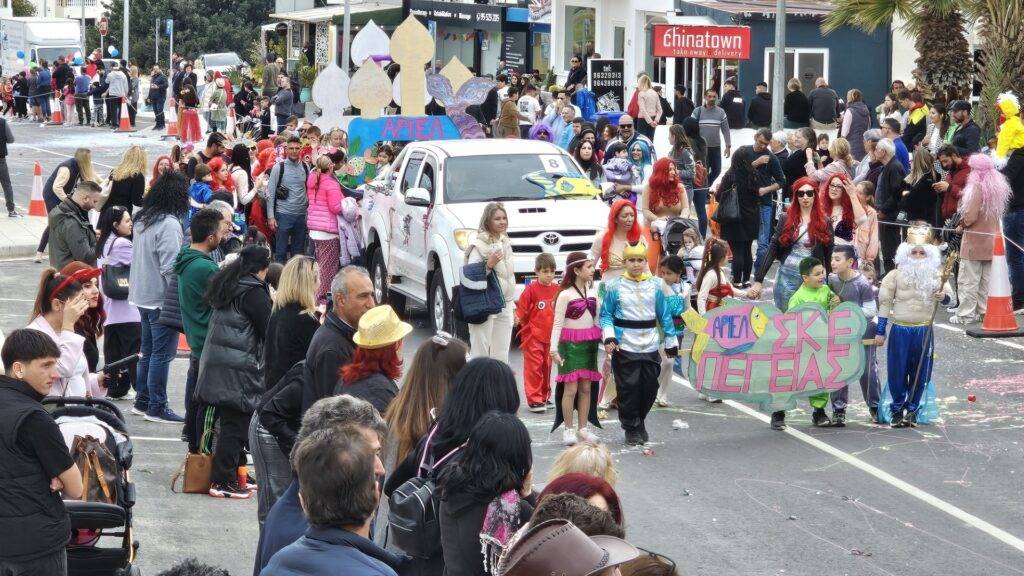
[712,185,741,225]
[101,241,131,300]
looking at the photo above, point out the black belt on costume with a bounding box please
[613,318,656,329]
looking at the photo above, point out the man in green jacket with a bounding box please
[174,208,228,451]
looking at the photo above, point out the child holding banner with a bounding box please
[829,245,880,424]
[600,242,679,446]
[656,255,689,407]
[771,256,841,430]
[551,252,603,446]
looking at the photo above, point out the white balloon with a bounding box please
[350,20,391,68]
[391,72,432,106]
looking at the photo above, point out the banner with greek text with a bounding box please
[682,301,867,410]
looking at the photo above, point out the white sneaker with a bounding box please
[949,315,978,325]
[577,428,599,443]
[562,427,578,446]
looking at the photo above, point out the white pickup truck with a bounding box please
[360,139,609,333]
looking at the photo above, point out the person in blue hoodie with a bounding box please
[187,163,214,225]
[34,62,52,121]
[74,67,92,125]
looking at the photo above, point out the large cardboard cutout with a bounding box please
[682,301,868,411]
[390,16,435,116]
[312,62,351,132]
[350,20,391,67]
[349,58,393,119]
[426,72,494,139]
[347,115,460,158]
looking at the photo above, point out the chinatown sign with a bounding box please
[652,24,751,60]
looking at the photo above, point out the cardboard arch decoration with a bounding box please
[390,15,435,116]
[312,61,351,131]
[440,57,473,93]
[349,58,393,119]
[350,20,391,67]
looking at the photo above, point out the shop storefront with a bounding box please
[407,0,504,76]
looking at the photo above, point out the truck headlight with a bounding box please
[453,229,475,251]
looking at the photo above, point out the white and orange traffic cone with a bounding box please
[177,333,191,358]
[161,102,179,140]
[967,233,1024,338]
[116,97,136,132]
[47,97,64,125]
[28,162,46,216]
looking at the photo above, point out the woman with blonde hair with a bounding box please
[36,148,100,262]
[106,145,148,215]
[805,137,855,182]
[306,154,345,306]
[841,88,872,160]
[264,255,321,391]
[547,440,618,486]
[385,332,469,465]
[635,74,662,139]
[898,146,939,227]
[465,202,515,362]
[784,78,810,128]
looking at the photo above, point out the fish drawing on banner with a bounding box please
[682,301,867,411]
[425,73,496,139]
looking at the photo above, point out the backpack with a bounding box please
[387,426,463,559]
[693,161,708,188]
[271,161,310,201]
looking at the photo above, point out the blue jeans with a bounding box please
[273,211,308,263]
[753,204,774,274]
[1004,210,1024,309]
[691,189,708,238]
[135,307,178,415]
[706,146,723,190]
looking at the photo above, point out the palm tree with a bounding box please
[823,0,972,102]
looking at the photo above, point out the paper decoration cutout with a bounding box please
[390,16,435,116]
[351,20,391,67]
[312,62,351,132]
[347,116,460,157]
[440,57,473,93]
[682,302,867,411]
[523,172,602,198]
[392,72,432,106]
[349,59,393,119]
[425,73,495,139]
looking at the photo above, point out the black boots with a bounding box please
[890,408,906,428]
[770,411,786,430]
[832,409,846,427]
[811,408,832,427]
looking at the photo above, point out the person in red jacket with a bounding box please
[935,144,970,221]
[515,253,560,412]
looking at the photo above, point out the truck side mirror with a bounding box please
[405,187,431,207]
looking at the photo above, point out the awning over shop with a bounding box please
[270,0,401,25]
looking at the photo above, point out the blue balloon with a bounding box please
[73,57,83,65]
[109,47,119,57]
[16,50,24,59]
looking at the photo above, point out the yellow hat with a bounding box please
[621,241,647,260]
[353,305,413,349]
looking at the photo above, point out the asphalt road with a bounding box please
[2,255,1023,576]
[3,121,1024,575]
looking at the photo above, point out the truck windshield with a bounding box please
[443,153,585,203]
[37,47,78,63]
[203,54,242,67]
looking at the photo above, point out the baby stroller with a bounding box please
[44,397,140,576]
[658,217,702,257]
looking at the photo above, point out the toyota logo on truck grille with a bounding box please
[542,233,561,246]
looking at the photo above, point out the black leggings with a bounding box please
[728,239,755,284]
[103,322,141,397]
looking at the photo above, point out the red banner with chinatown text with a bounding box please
[652,24,751,60]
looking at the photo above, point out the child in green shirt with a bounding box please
[787,256,840,312]
[772,257,841,431]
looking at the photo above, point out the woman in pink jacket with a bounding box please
[306,155,345,306]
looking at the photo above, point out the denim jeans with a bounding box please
[754,204,774,274]
[1004,209,1024,309]
[691,189,708,238]
[151,96,165,128]
[273,211,308,263]
[135,307,178,415]
[706,146,723,189]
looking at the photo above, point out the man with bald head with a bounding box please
[808,77,840,131]
[602,114,655,165]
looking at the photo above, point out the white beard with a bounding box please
[895,243,941,300]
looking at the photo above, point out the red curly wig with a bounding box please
[647,157,682,211]
[599,199,642,272]
[780,176,830,248]
[819,173,854,234]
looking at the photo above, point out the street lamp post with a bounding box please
[122,0,130,61]
[771,0,786,132]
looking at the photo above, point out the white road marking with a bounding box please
[671,374,1024,554]
[11,144,116,169]
[934,322,1024,351]
[131,436,183,442]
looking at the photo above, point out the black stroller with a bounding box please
[658,217,703,257]
[44,397,140,576]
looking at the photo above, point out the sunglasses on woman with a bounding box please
[796,188,816,198]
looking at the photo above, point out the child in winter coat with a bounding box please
[337,196,363,266]
[187,163,214,223]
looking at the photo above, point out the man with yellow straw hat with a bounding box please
[599,241,680,446]
[874,225,953,428]
[336,305,413,414]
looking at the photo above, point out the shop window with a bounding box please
[532,32,551,76]
[764,48,828,94]
[613,26,625,59]
[644,15,668,85]
[563,5,595,66]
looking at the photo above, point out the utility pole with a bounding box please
[342,0,351,72]
[771,0,786,132]
[123,0,130,61]
[81,0,86,59]
[154,17,159,67]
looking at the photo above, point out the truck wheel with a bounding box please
[428,272,451,333]
[369,248,406,315]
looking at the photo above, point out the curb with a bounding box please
[0,215,46,261]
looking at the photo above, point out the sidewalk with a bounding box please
[0,215,46,259]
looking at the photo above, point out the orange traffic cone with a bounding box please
[967,233,1024,338]
[47,97,64,125]
[28,162,46,216]
[116,97,136,132]
[177,333,191,357]
[161,102,179,140]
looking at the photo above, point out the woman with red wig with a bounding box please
[750,176,834,311]
[150,154,174,186]
[641,157,690,270]
[539,471,623,526]
[334,304,412,414]
[207,156,234,196]
[819,172,866,246]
